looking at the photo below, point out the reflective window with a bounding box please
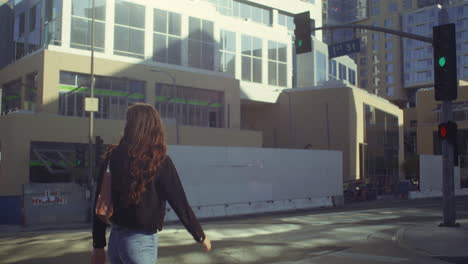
[232,0,271,25]
[315,51,326,84]
[242,35,262,83]
[189,17,215,70]
[329,60,337,79]
[386,86,394,96]
[114,0,145,59]
[155,83,224,128]
[1,79,22,114]
[348,69,356,85]
[339,63,347,80]
[278,12,295,32]
[385,40,393,50]
[268,41,288,86]
[28,4,41,53]
[386,63,394,73]
[153,9,181,65]
[59,71,145,119]
[386,52,393,61]
[219,30,236,76]
[386,75,394,84]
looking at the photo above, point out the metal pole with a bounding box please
[88,0,96,222]
[438,4,457,227]
[292,36,297,88]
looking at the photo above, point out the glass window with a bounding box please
[388,2,397,13]
[360,57,367,66]
[315,51,327,83]
[372,42,379,51]
[386,52,393,61]
[372,6,380,16]
[19,13,25,36]
[29,6,37,32]
[153,9,182,65]
[386,63,394,73]
[386,75,394,84]
[385,40,393,50]
[339,63,347,80]
[189,17,214,70]
[384,19,392,28]
[372,33,379,41]
[386,86,394,96]
[59,71,145,119]
[71,18,105,52]
[268,41,288,86]
[329,60,337,79]
[232,0,270,25]
[348,69,356,85]
[219,30,236,76]
[114,0,145,58]
[242,35,262,83]
[403,0,412,9]
[361,79,367,88]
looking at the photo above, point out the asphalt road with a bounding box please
[1,197,467,264]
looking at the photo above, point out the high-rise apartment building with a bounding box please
[322,0,367,45]
[402,2,468,106]
[354,0,420,107]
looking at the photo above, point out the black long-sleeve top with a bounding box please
[92,145,205,248]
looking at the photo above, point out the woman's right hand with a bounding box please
[202,237,212,252]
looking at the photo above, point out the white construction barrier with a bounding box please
[164,145,343,221]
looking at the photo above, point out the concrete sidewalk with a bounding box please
[396,219,468,262]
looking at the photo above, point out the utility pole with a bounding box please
[88,0,96,222]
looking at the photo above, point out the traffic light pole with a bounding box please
[440,100,457,227]
[438,5,458,228]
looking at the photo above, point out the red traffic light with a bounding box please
[439,124,448,138]
[438,121,457,141]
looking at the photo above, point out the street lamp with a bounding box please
[150,68,181,144]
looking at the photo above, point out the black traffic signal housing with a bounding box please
[76,147,86,168]
[294,11,312,54]
[438,121,459,166]
[433,23,457,101]
[95,136,105,167]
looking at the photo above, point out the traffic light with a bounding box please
[438,121,458,166]
[76,147,86,168]
[294,11,312,54]
[95,136,105,167]
[438,121,457,142]
[433,23,457,101]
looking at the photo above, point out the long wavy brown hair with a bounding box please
[111,103,167,205]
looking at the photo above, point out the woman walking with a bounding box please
[91,103,211,264]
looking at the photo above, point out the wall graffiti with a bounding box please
[31,190,69,206]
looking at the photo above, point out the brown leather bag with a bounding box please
[95,162,113,225]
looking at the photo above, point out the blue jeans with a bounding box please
[108,225,158,264]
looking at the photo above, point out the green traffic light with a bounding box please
[438,57,446,67]
[298,40,303,47]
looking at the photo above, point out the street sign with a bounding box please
[85,97,99,112]
[328,38,360,59]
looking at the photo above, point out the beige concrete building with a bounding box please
[406,81,468,188]
[242,85,404,192]
[411,81,468,156]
